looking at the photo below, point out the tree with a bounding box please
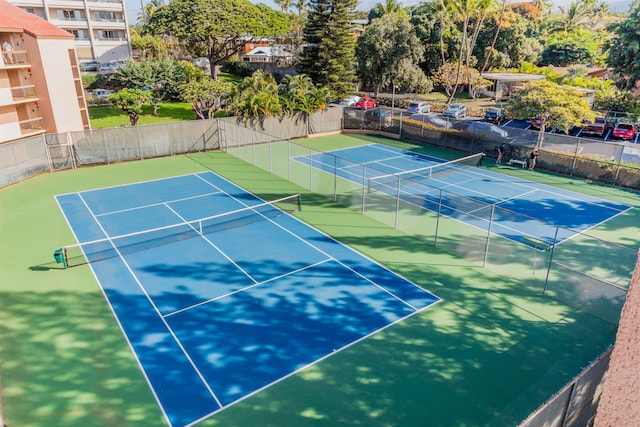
[432,62,488,97]
[369,0,408,19]
[411,3,459,74]
[549,0,592,35]
[109,89,153,126]
[279,74,329,126]
[443,0,495,102]
[180,79,233,119]
[540,39,593,66]
[505,80,596,147]
[229,70,283,125]
[129,27,169,59]
[144,0,290,80]
[607,1,640,91]
[356,13,431,96]
[297,0,358,99]
[594,89,640,114]
[117,59,189,116]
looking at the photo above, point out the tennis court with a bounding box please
[54,171,440,427]
[295,143,632,247]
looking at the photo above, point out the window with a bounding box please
[94,11,117,21]
[58,10,83,20]
[70,30,89,40]
[96,30,122,40]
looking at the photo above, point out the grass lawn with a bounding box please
[89,102,196,128]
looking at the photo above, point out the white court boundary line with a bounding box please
[58,170,442,427]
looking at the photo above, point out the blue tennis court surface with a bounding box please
[296,143,632,246]
[55,172,440,427]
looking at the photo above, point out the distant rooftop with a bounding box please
[0,0,72,38]
[481,73,547,82]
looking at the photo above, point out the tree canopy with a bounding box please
[108,89,153,126]
[144,0,290,80]
[356,13,431,96]
[606,0,640,91]
[505,80,596,147]
[297,0,358,99]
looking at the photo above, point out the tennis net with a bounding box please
[367,152,485,193]
[57,194,301,268]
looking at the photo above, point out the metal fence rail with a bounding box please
[222,130,635,325]
[519,347,612,427]
[343,107,640,190]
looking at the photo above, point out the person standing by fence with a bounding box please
[496,143,505,165]
[529,148,539,170]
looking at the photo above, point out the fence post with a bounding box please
[482,205,496,267]
[66,131,77,170]
[362,164,367,214]
[333,155,337,202]
[394,176,401,229]
[434,189,443,247]
[309,147,313,190]
[42,134,54,173]
[542,227,560,294]
[571,138,581,173]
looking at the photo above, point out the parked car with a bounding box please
[455,121,508,139]
[338,95,361,107]
[355,96,377,109]
[443,103,467,119]
[407,101,431,114]
[364,109,392,128]
[581,116,607,138]
[409,113,452,129]
[98,61,120,73]
[484,108,505,125]
[612,123,636,140]
[92,89,114,99]
[79,60,100,72]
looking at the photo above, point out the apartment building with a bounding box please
[0,0,90,143]
[7,0,131,63]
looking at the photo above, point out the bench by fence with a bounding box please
[509,158,528,168]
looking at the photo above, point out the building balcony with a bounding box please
[0,85,38,106]
[0,49,29,66]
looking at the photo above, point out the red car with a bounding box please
[612,123,636,140]
[355,96,377,109]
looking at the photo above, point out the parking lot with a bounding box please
[500,118,640,144]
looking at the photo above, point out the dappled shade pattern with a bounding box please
[56,171,439,427]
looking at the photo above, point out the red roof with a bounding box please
[0,0,73,38]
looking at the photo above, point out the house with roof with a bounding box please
[0,0,90,144]
[479,72,547,101]
[242,45,294,66]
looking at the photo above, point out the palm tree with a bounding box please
[376,0,404,15]
[590,0,610,26]
[279,74,328,128]
[274,0,291,13]
[532,0,552,15]
[480,0,508,74]
[556,1,591,35]
[445,0,493,102]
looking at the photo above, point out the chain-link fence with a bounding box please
[0,108,344,188]
[222,129,635,325]
[519,347,612,427]
[343,107,640,190]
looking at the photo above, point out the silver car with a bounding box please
[407,101,431,114]
[443,103,467,119]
